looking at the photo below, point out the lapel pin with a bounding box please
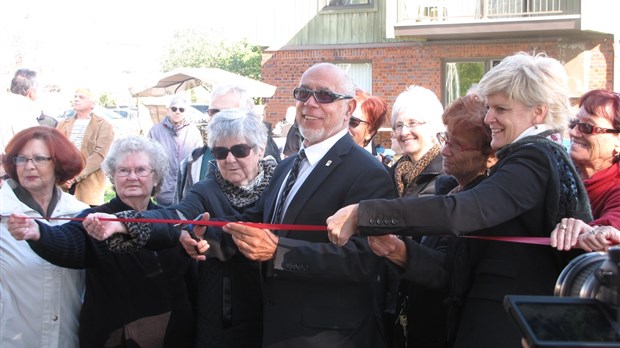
[325,160,332,166]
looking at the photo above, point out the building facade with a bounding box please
[255,0,617,146]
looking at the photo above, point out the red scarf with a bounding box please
[584,162,620,228]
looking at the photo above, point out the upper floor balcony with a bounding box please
[393,0,590,40]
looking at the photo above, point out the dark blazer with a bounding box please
[357,141,591,348]
[202,133,396,348]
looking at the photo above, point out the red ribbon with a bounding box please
[1,215,327,231]
[2,215,551,245]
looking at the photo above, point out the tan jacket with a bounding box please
[57,113,114,205]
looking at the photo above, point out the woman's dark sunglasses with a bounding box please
[569,119,620,135]
[211,144,256,160]
[170,106,185,113]
[293,87,353,104]
[349,116,370,128]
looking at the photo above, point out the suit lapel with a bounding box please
[278,136,354,237]
[265,157,296,222]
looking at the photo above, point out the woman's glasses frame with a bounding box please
[349,116,370,129]
[115,167,155,177]
[436,132,481,152]
[569,119,620,135]
[211,144,256,160]
[170,106,185,113]
[13,155,52,166]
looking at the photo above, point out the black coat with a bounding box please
[358,140,591,348]
[29,197,195,348]
[206,134,396,348]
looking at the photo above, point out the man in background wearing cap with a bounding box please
[57,88,114,206]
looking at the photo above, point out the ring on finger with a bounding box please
[560,224,567,230]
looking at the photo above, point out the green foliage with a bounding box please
[161,28,263,80]
[99,92,116,108]
[456,62,484,97]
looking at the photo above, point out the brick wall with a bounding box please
[261,38,615,133]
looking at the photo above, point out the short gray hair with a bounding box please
[211,84,255,110]
[476,52,571,133]
[168,95,189,107]
[102,136,169,195]
[206,109,268,151]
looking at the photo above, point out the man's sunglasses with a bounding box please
[569,119,620,135]
[349,116,370,129]
[293,87,353,104]
[170,106,185,113]
[211,144,256,160]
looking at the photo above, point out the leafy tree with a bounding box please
[161,28,262,80]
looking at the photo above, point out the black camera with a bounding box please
[504,246,620,347]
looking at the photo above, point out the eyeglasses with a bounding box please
[293,87,353,104]
[115,167,154,177]
[170,106,185,113]
[436,132,481,152]
[207,108,221,117]
[13,155,52,166]
[211,144,256,160]
[394,120,426,134]
[569,119,620,135]
[349,116,370,129]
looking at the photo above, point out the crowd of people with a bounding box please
[2,53,620,348]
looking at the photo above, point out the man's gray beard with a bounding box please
[298,126,326,145]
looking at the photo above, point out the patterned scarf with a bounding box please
[496,131,592,223]
[215,156,277,209]
[394,145,441,197]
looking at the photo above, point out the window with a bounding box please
[335,62,373,94]
[320,0,376,12]
[443,59,502,105]
[330,0,370,5]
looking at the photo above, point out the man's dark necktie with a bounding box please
[272,150,306,223]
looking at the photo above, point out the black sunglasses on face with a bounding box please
[349,116,370,129]
[207,108,221,117]
[170,106,185,113]
[293,87,353,104]
[569,119,620,135]
[211,144,256,160]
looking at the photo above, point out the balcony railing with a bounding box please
[397,0,580,23]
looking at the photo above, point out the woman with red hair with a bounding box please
[349,88,389,154]
[552,89,620,251]
[0,126,88,347]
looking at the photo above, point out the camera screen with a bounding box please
[520,303,620,342]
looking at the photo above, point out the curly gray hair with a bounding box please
[102,136,169,196]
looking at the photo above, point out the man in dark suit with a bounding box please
[83,63,396,347]
[185,63,396,348]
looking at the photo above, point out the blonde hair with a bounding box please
[477,52,571,133]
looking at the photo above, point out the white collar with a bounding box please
[513,124,555,143]
[301,128,348,166]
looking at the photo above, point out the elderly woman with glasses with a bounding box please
[368,94,497,347]
[550,89,620,252]
[349,88,389,155]
[148,94,203,206]
[328,52,593,348]
[7,136,196,347]
[389,85,446,198]
[1,126,88,348]
[77,109,277,347]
